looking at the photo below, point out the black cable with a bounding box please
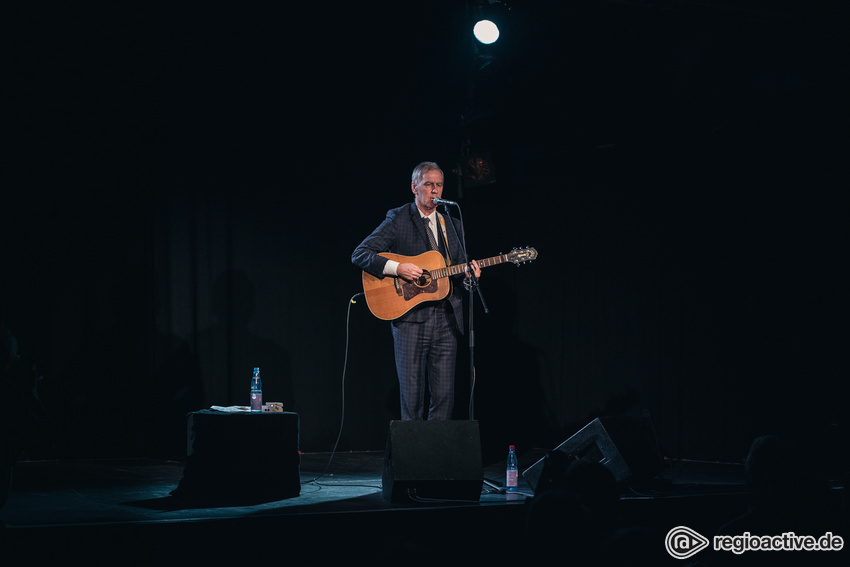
[302,292,366,486]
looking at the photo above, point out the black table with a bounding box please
[171,409,301,502]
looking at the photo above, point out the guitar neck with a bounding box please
[432,254,507,280]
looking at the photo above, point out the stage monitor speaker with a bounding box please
[522,416,662,493]
[382,420,483,503]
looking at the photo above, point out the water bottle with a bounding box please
[250,367,263,412]
[506,445,518,492]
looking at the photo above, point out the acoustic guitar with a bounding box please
[361,247,537,320]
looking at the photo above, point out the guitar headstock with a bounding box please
[505,246,538,265]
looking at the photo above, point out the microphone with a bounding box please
[433,198,458,206]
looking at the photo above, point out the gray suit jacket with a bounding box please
[352,202,467,332]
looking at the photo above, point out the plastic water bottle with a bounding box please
[506,445,518,492]
[250,367,263,412]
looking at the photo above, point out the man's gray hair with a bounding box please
[411,161,443,185]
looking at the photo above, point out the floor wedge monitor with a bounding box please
[522,416,662,494]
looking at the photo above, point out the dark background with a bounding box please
[5,1,848,467]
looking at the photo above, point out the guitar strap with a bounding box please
[437,213,452,265]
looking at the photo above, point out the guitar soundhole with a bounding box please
[401,270,438,301]
[414,270,432,287]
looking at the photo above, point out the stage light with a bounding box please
[473,19,500,44]
[454,150,496,188]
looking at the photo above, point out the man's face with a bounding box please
[412,169,444,213]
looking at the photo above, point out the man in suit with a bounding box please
[352,162,481,420]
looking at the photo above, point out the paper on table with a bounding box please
[210,405,251,412]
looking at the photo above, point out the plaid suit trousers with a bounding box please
[391,301,459,420]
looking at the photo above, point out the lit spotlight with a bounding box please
[473,19,500,44]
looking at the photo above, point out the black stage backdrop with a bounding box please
[5,1,848,467]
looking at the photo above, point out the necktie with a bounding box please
[423,217,439,251]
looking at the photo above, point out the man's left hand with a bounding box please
[464,260,481,279]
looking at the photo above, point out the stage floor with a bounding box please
[1,450,534,528]
[2,449,844,566]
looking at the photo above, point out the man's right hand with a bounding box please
[396,262,423,282]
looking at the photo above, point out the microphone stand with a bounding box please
[440,202,488,421]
